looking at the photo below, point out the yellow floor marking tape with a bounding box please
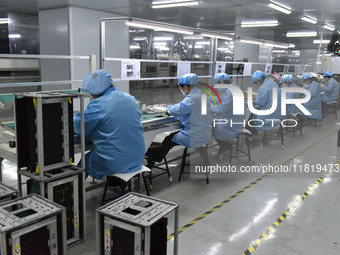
[167,130,337,241]
[242,159,340,255]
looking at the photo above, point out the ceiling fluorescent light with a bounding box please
[267,1,291,14]
[273,50,286,53]
[240,39,263,45]
[8,34,21,39]
[313,40,330,44]
[201,32,233,40]
[301,15,317,24]
[155,47,170,51]
[288,44,295,48]
[152,0,192,4]
[152,1,199,9]
[264,43,288,49]
[129,45,141,49]
[196,41,210,45]
[286,31,317,37]
[125,21,193,35]
[153,42,167,46]
[194,45,203,49]
[183,35,204,40]
[0,18,10,24]
[323,24,335,31]
[154,36,173,41]
[217,48,231,52]
[241,20,278,27]
[133,37,147,41]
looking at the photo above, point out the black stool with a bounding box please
[178,144,209,184]
[323,101,337,119]
[304,117,322,127]
[217,129,252,163]
[146,142,172,190]
[286,113,304,137]
[101,166,150,205]
[261,124,284,149]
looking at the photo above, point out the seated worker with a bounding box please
[246,70,282,134]
[322,71,339,103]
[146,73,212,163]
[73,69,145,180]
[301,73,322,120]
[280,74,301,117]
[211,73,245,150]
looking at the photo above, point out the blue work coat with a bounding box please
[303,81,322,119]
[211,83,245,142]
[167,87,213,148]
[74,87,145,180]
[284,83,301,117]
[253,78,282,131]
[322,77,339,103]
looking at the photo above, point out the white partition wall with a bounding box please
[39,7,129,92]
[39,8,71,90]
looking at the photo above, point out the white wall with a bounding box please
[39,7,130,92]
[299,49,319,65]
[39,8,71,90]
[69,7,129,92]
[233,41,259,89]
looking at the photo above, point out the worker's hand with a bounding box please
[165,110,171,116]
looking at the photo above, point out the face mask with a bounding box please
[180,87,186,96]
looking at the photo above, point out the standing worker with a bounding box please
[211,73,245,149]
[73,69,145,180]
[321,71,339,103]
[301,73,322,120]
[146,73,212,163]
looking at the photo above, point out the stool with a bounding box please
[323,101,337,119]
[101,165,151,205]
[287,113,304,137]
[261,124,284,149]
[217,129,252,163]
[178,144,209,184]
[146,142,172,190]
[305,117,322,127]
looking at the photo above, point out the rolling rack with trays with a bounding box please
[0,182,18,203]
[14,91,87,246]
[96,192,179,255]
[0,194,67,255]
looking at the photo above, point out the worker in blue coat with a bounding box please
[211,73,245,149]
[322,71,339,103]
[74,69,145,180]
[147,73,212,162]
[246,70,282,134]
[301,73,322,120]
[280,74,300,117]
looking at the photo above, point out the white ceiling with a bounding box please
[1,0,340,49]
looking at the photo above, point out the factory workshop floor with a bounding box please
[2,113,340,255]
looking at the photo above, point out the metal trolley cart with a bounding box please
[0,194,67,255]
[96,192,179,255]
[14,91,86,246]
[0,182,18,203]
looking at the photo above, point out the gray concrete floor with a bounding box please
[2,111,340,255]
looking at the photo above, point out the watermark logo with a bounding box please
[201,84,312,116]
[197,82,222,106]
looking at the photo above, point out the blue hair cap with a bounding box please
[280,74,294,84]
[214,73,231,84]
[83,69,113,95]
[251,70,266,83]
[177,73,198,86]
[323,71,333,77]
